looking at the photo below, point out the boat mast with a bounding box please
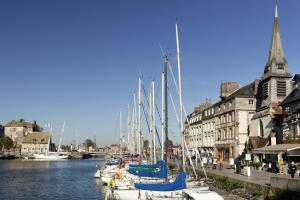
[161,72,165,161]
[47,124,52,155]
[152,81,156,163]
[75,128,78,151]
[138,77,142,156]
[58,120,65,153]
[149,89,153,163]
[127,104,130,154]
[133,93,137,154]
[163,55,169,163]
[175,22,185,172]
[119,110,122,155]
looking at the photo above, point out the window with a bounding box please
[285,106,290,112]
[263,82,269,99]
[228,113,232,122]
[229,101,232,107]
[277,64,284,69]
[277,80,286,97]
[249,100,254,105]
[248,112,254,122]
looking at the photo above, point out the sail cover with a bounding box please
[129,160,164,168]
[128,161,168,178]
[134,171,187,191]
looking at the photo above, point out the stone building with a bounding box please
[200,105,215,155]
[21,132,51,156]
[4,119,41,147]
[249,3,292,145]
[280,74,300,141]
[185,100,214,156]
[110,144,120,153]
[185,106,203,151]
[214,81,259,161]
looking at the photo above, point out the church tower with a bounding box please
[261,2,292,108]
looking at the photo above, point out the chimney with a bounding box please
[220,82,240,99]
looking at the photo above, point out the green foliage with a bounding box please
[0,135,14,149]
[266,188,300,200]
[164,139,173,147]
[143,140,149,149]
[83,139,95,149]
[283,136,300,144]
[60,145,71,151]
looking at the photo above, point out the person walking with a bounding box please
[229,157,234,169]
[213,158,217,169]
[289,162,296,178]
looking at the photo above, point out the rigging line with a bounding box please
[169,92,180,125]
[141,102,151,134]
[143,81,164,129]
[167,49,201,177]
[142,85,162,148]
[169,129,179,145]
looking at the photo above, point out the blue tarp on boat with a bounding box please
[129,160,164,168]
[134,171,187,191]
[128,161,168,178]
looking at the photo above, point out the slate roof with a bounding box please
[225,80,260,100]
[252,144,300,154]
[292,74,300,82]
[249,136,269,149]
[279,88,300,106]
[5,119,34,128]
[22,132,49,144]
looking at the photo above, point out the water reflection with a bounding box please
[0,157,104,200]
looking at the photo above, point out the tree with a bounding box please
[83,139,95,149]
[0,135,14,149]
[60,145,71,151]
[164,139,173,148]
[143,140,149,150]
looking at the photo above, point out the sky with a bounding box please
[0,0,299,146]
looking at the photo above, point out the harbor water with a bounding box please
[0,156,105,200]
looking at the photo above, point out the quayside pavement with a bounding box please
[194,162,293,186]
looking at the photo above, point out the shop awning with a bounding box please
[252,144,300,156]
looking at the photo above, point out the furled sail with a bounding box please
[134,171,186,191]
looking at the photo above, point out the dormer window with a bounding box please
[277,64,284,69]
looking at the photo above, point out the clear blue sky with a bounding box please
[0,0,299,146]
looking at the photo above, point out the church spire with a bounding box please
[263,0,290,79]
[275,0,278,18]
[268,0,284,64]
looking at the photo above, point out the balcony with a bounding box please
[215,139,236,145]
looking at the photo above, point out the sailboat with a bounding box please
[34,121,68,160]
[104,22,224,200]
